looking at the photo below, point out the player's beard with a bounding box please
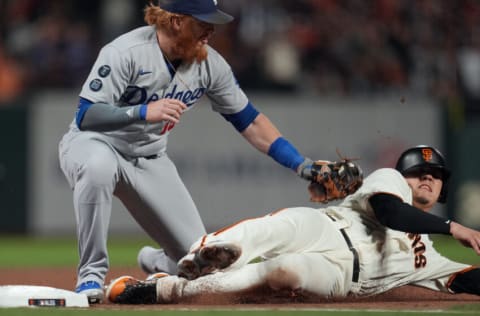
[414,196,430,206]
[413,195,437,211]
[173,23,208,65]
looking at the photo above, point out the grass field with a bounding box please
[0,236,154,267]
[0,235,479,315]
[1,235,478,268]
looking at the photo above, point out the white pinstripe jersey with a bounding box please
[331,168,469,295]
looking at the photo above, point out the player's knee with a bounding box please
[265,267,301,291]
[264,257,302,291]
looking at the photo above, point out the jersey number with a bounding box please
[160,121,176,135]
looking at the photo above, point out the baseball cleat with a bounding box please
[137,246,179,275]
[106,276,157,304]
[137,246,159,274]
[177,241,241,280]
[75,281,104,304]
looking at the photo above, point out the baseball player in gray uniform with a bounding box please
[106,145,480,304]
[58,0,326,304]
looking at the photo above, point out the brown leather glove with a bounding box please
[306,160,363,203]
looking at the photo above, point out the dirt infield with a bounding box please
[1,266,478,310]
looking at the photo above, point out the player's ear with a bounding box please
[170,15,183,31]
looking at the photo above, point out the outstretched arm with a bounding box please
[221,102,295,158]
[224,103,332,179]
[370,193,480,255]
[449,222,480,255]
[241,113,282,154]
[241,113,308,173]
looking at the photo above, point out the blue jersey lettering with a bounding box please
[164,84,206,106]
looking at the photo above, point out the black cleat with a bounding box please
[106,276,157,304]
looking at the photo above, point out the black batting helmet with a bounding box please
[395,145,450,203]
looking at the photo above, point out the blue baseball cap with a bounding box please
[159,0,234,24]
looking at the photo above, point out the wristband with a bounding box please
[268,137,305,171]
[76,97,94,128]
[139,104,148,121]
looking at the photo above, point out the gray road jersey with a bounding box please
[70,25,248,157]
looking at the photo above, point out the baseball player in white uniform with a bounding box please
[58,0,329,304]
[106,145,480,304]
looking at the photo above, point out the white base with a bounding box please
[0,285,89,308]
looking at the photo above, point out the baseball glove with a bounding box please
[307,160,363,203]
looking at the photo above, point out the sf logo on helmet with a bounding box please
[422,148,433,162]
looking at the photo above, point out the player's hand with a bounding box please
[449,221,480,255]
[145,98,187,123]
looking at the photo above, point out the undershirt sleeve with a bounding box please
[369,193,451,234]
[76,98,146,131]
